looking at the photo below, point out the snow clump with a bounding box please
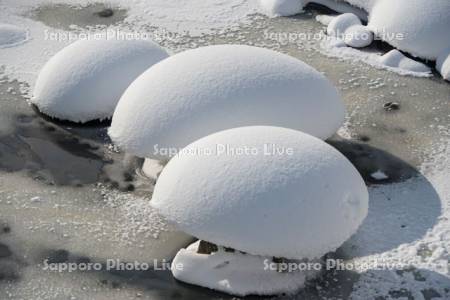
[379,50,431,74]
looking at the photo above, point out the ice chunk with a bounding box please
[171,241,321,296]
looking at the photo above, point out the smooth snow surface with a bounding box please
[31,39,169,123]
[368,0,450,60]
[437,51,450,81]
[343,25,373,48]
[379,50,431,74]
[151,126,369,260]
[109,45,345,159]
[0,24,29,48]
[260,0,305,17]
[327,13,361,38]
[171,241,320,296]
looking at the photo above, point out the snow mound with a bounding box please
[259,0,305,17]
[151,126,369,260]
[109,45,345,159]
[0,24,29,48]
[31,39,168,123]
[327,13,361,38]
[379,50,431,74]
[437,51,450,81]
[368,0,450,60]
[171,241,320,296]
[343,25,373,48]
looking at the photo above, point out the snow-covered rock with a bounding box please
[436,50,450,81]
[31,39,168,123]
[327,13,361,38]
[141,158,164,180]
[171,241,321,296]
[343,25,373,48]
[0,24,29,48]
[151,126,369,260]
[109,45,345,159]
[368,0,450,60]
[379,50,431,74]
[259,0,304,17]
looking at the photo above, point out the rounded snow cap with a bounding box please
[368,0,450,60]
[327,13,361,38]
[259,0,305,17]
[151,126,369,260]
[109,45,345,159]
[32,39,169,123]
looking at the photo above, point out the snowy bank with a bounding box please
[109,45,345,159]
[31,39,168,123]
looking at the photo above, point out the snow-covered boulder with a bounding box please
[327,13,361,38]
[31,39,169,123]
[0,24,29,48]
[343,25,373,48]
[368,0,450,60]
[171,240,320,296]
[259,0,305,17]
[109,45,345,159]
[379,50,431,74]
[151,126,369,260]
[437,51,450,81]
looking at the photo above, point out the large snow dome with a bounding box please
[109,45,345,159]
[32,39,168,123]
[151,126,369,260]
[368,0,450,60]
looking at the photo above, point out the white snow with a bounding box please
[0,24,29,48]
[327,13,361,38]
[151,126,369,260]
[141,158,164,180]
[343,25,373,48]
[437,51,450,81]
[171,241,321,296]
[259,0,305,17]
[31,39,168,123]
[109,45,345,159]
[368,0,450,60]
[379,50,431,74]
[370,170,388,181]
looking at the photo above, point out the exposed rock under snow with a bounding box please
[109,45,345,159]
[0,24,29,48]
[379,50,431,74]
[31,39,169,123]
[171,241,321,296]
[151,126,369,260]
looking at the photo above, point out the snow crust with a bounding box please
[151,126,369,260]
[0,24,29,48]
[368,0,450,60]
[109,45,345,159]
[171,241,320,296]
[31,39,168,123]
[379,50,431,74]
